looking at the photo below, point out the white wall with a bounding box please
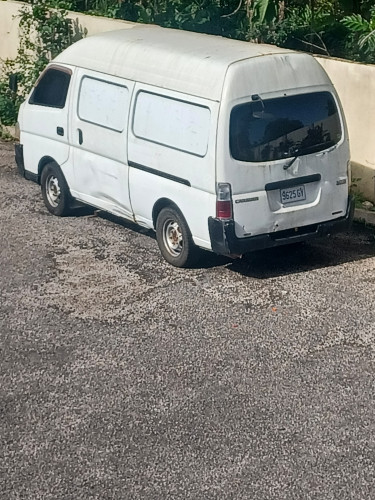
[0,1,135,61]
[1,1,374,201]
[317,56,375,202]
[0,1,21,60]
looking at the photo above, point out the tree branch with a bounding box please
[294,34,330,56]
[221,0,243,18]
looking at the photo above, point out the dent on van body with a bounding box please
[67,68,134,220]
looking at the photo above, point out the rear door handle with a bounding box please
[57,126,64,136]
[78,128,83,145]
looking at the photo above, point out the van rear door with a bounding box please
[226,90,349,238]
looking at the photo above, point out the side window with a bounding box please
[78,77,129,132]
[133,91,211,157]
[29,68,71,108]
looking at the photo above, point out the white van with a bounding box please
[15,26,353,267]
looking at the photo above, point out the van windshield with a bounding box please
[230,92,342,163]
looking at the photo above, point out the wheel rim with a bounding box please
[162,218,183,257]
[46,174,61,208]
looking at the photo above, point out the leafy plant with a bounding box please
[350,176,367,208]
[0,78,20,126]
[342,7,375,62]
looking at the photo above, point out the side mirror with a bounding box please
[9,74,18,93]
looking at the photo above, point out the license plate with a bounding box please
[280,185,306,204]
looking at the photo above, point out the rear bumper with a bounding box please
[208,196,355,256]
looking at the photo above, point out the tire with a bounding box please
[155,207,198,268]
[40,163,72,217]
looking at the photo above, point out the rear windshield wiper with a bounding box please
[283,141,336,170]
[283,151,301,170]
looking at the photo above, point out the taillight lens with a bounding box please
[216,183,232,219]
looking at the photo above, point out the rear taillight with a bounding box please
[216,183,232,219]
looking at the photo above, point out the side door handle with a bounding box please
[56,126,64,136]
[78,128,83,145]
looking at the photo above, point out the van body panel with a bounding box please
[228,146,349,238]
[128,83,219,192]
[54,26,289,102]
[208,197,354,256]
[69,68,135,218]
[222,53,331,102]
[128,83,218,245]
[19,64,74,177]
[216,54,350,240]
[128,167,215,249]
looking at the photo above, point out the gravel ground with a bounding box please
[1,140,375,499]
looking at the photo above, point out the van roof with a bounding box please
[54,26,294,100]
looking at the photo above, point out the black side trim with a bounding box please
[24,170,39,183]
[129,161,191,187]
[15,143,25,177]
[265,174,321,192]
[15,144,40,184]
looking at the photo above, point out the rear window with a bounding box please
[29,68,71,108]
[230,92,342,163]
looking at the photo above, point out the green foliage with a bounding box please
[61,0,375,63]
[243,1,375,59]
[0,124,14,141]
[350,177,366,208]
[85,0,121,18]
[0,77,20,126]
[14,0,75,91]
[249,0,278,25]
[342,7,375,62]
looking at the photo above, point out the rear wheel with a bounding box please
[156,207,198,267]
[41,163,71,216]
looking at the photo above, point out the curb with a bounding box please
[354,208,375,227]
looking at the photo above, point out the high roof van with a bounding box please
[15,26,353,267]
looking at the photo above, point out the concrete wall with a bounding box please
[1,1,374,201]
[0,1,135,61]
[317,56,375,203]
[0,0,21,60]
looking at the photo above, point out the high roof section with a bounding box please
[54,25,291,101]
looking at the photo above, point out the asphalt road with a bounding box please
[1,140,375,499]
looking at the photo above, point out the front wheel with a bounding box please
[41,163,72,216]
[155,207,198,268]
